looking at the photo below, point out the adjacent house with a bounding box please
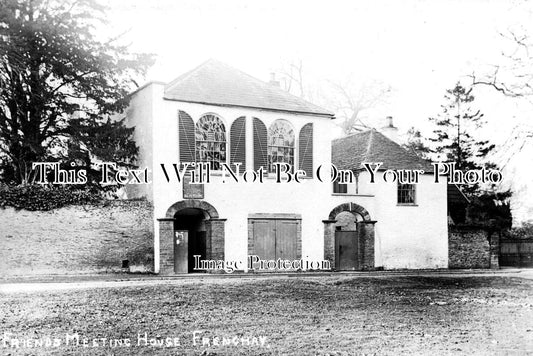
[125,59,449,274]
[331,130,448,269]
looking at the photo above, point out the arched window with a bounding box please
[195,114,226,170]
[267,120,294,173]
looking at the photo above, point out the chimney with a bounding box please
[380,116,399,142]
[269,72,280,87]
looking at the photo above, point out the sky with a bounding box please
[102,0,533,222]
[103,0,531,133]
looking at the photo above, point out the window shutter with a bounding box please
[298,123,313,177]
[178,110,195,163]
[253,118,268,171]
[230,117,246,169]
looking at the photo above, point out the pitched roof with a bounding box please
[448,184,470,204]
[332,129,433,172]
[163,59,334,117]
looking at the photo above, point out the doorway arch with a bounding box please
[324,202,376,271]
[158,200,225,274]
[165,200,219,219]
[328,202,371,221]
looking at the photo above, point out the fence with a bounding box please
[500,240,533,267]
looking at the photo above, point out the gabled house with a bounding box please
[125,59,449,273]
[331,130,448,269]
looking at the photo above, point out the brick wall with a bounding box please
[158,219,174,274]
[448,226,490,269]
[323,221,336,266]
[0,200,153,276]
[358,221,376,270]
[207,219,226,261]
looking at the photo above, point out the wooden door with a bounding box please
[251,219,298,261]
[335,230,357,270]
[252,220,276,260]
[275,220,298,260]
[174,230,189,273]
[189,231,206,273]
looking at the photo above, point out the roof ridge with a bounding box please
[363,129,375,162]
[163,59,334,116]
[332,128,434,172]
[165,58,214,92]
[332,129,372,142]
[372,130,433,167]
[377,130,432,160]
[165,59,334,116]
[214,60,333,114]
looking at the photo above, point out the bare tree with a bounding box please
[492,123,533,170]
[276,59,331,111]
[468,22,533,166]
[470,29,533,98]
[327,79,392,135]
[275,60,391,135]
[277,59,306,99]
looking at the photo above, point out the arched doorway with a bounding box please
[324,203,376,271]
[334,211,363,270]
[157,200,225,274]
[174,208,208,273]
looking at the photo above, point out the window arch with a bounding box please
[267,120,294,173]
[195,114,227,170]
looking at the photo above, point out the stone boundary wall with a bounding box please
[0,200,153,276]
[448,226,492,269]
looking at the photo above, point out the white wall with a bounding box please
[124,82,165,272]
[332,171,448,269]
[123,83,163,201]
[127,91,448,272]
[150,100,335,269]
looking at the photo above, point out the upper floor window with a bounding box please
[195,114,226,170]
[398,183,416,205]
[332,172,359,195]
[267,120,294,173]
[333,179,348,194]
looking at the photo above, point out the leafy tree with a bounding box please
[429,82,513,227]
[467,190,513,230]
[63,117,139,188]
[0,0,153,184]
[429,83,496,195]
[402,127,431,159]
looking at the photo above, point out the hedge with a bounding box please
[0,184,101,211]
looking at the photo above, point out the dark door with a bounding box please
[174,230,189,273]
[188,231,206,273]
[174,209,206,274]
[335,230,357,270]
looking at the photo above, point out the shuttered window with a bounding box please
[178,110,195,163]
[253,118,268,171]
[230,117,246,170]
[298,123,313,178]
[267,120,294,173]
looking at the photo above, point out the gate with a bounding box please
[335,230,358,270]
[500,240,533,267]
